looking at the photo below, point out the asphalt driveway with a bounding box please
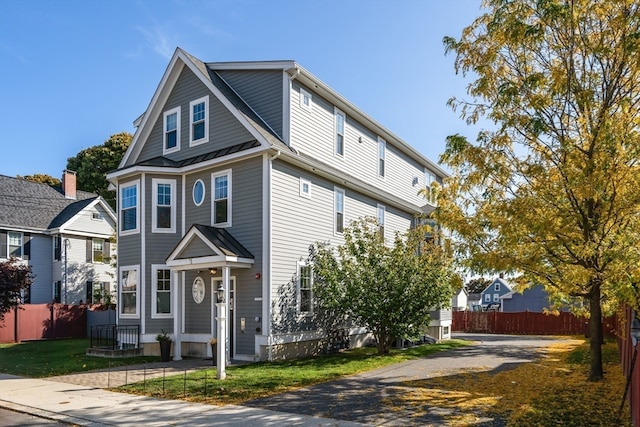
[243,333,577,426]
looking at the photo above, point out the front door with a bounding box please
[214,277,235,358]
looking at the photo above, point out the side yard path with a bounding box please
[243,333,580,426]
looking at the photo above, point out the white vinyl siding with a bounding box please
[189,95,209,146]
[163,106,181,154]
[152,178,176,233]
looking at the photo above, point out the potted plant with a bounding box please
[156,330,172,362]
[209,337,217,366]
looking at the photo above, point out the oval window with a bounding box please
[193,179,205,206]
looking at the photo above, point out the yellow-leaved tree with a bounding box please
[437,0,640,381]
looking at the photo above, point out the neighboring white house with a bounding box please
[0,172,117,304]
[106,48,449,361]
[452,287,469,311]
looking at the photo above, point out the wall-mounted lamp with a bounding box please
[255,272,261,280]
[209,268,218,276]
[217,284,225,303]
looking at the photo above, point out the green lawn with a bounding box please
[0,339,158,377]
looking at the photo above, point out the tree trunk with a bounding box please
[588,280,604,381]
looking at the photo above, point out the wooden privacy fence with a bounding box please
[0,303,87,342]
[452,310,617,336]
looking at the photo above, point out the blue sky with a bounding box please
[0,0,484,180]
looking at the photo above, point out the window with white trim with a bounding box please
[334,108,345,156]
[377,204,385,237]
[163,106,181,154]
[190,96,209,145]
[297,261,313,314]
[152,178,176,233]
[152,265,172,317]
[300,88,312,112]
[378,137,386,177]
[300,178,311,198]
[485,294,491,302]
[493,294,500,302]
[120,266,139,317]
[120,181,139,234]
[8,232,22,258]
[494,282,500,291]
[212,170,231,227]
[425,170,437,204]
[335,187,345,234]
[193,179,205,206]
[92,239,105,263]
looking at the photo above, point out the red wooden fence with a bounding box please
[452,310,617,336]
[0,303,86,342]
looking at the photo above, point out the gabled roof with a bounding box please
[480,277,512,295]
[166,224,254,270]
[0,175,102,232]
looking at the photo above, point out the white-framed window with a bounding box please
[494,282,500,291]
[493,294,500,302]
[297,261,313,315]
[335,187,345,234]
[189,95,209,146]
[92,212,104,221]
[8,231,23,258]
[212,170,232,227]
[485,294,491,302]
[152,178,176,233]
[152,265,172,318]
[163,106,181,154]
[425,170,437,204]
[300,88,312,112]
[378,137,386,177]
[53,235,61,261]
[119,265,140,318]
[193,179,205,206]
[377,204,385,237]
[120,180,139,235]
[334,108,345,157]
[300,178,311,198]
[92,238,105,263]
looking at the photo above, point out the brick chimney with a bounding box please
[62,170,77,199]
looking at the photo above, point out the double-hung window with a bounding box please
[335,187,345,234]
[378,137,386,177]
[334,108,345,156]
[8,232,22,258]
[300,88,312,112]
[92,239,104,263]
[377,204,386,238]
[190,96,209,145]
[425,170,437,204]
[152,179,176,233]
[212,170,231,227]
[120,266,139,317]
[120,181,139,234]
[163,106,181,154]
[297,261,313,314]
[152,265,172,317]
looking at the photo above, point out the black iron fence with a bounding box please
[90,324,140,350]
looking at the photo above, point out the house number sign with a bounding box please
[192,277,205,304]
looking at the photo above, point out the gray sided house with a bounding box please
[107,48,448,362]
[0,172,117,305]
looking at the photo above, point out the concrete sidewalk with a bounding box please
[0,372,363,426]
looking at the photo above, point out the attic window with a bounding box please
[92,212,104,221]
[300,88,312,112]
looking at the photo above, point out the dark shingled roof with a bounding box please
[192,224,254,259]
[0,175,97,231]
[134,140,262,169]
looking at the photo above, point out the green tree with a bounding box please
[465,277,492,294]
[18,174,61,187]
[66,132,132,208]
[0,258,34,320]
[438,0,640,381]
[311,218,455,355]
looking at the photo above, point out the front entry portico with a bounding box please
[165,224,254,361]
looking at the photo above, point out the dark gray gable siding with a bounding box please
[137,67,256,164]
[216,70,283,139]
[178,237,213,259]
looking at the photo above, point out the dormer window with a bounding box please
[190,96,209,146]
[163,106,181,154]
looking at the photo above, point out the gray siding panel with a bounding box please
[217,70,283,138]
[137,68,256,164]
[28,235,52,303]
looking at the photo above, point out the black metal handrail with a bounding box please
[90,324,140,350]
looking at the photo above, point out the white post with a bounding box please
[172,270,182,360]
[216,301,226,380]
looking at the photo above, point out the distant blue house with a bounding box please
[501,284,573,312]
[480,277,512,310]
